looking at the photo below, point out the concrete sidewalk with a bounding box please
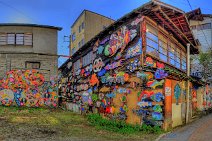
[159,114,212,141]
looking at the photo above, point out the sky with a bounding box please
[0,0,211,67]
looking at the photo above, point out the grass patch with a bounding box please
[0,106,161,140]
[87,113,163,134]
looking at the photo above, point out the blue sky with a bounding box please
[0,0,211,67]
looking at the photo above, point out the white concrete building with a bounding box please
[0,23,62,80]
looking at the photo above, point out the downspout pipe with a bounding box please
[186,43,191,124]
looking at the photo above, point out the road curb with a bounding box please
[155,131,171,141]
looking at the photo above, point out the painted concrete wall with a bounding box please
[0,26,58,55]
[84,11,114,42]
[70,12,85,54]
[0,25,59,83]
[0,54,58,81]
[70,10,114,55]
[0,69,58,107]
[189,17,212,53]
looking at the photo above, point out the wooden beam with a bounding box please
[171,15,184,21]
[176,18,185,32]
[159,8,196,47]
[154,12,188,45]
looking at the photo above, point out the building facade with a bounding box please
[187,10,212,111]
[187,10,212,81]
[0,23,62,107]
[59,1,210,130]
[70,10,114,55]
[188,10,212,53]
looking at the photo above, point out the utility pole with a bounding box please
[186,43,190,124]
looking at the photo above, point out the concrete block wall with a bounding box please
[0,53,58,81]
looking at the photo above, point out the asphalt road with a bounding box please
[159,113,212,141]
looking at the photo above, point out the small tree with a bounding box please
[199,48,212,84]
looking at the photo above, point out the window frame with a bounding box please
[82,51,92,67]
[78,41,81,48]
[16,33,24,45]
[25,61,41,69]
[82,22,85,29]
[24,33,33,46]
[79,25,81,33]
[72,32,76,42]
[74,59,80,72]
[145,21,187,71]
[146,24,159,57]
[158,34,168,62]
[0,33,7,45]
[7,33,15,45]
[0,33,33,46]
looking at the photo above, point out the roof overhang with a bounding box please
[137,0,199,54]
[0,23,62,31]
[72,0,199,59]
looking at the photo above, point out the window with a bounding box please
[82,52,92,67]
[24,33,32,46]
[146,24,159,57]
[16,33,24,45]
[82,22,85,29]
[168,43,182,69]
[202,23,211,29]
[159,35,168,62]
[81,38,84,46]
[0,33,6,45]
[182,52,187,71]
[72,47,76,55]
[78,41,81,48]
[72,32,76,42]
[79,25,81,33]
[74,59,80,72]
[169,43,176,66]
[176,48,181,69]
[25,62,40,69]
[145,23,187,71]
[7,33,15,45]
[197,23,211,30]
[0,33,32,46]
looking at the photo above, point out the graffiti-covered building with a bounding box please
[59,1,209,130]
[0,23,62,107]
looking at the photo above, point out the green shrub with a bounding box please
[87,114,163,134]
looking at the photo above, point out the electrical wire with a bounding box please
[167,0,212,12]
[185,0,211,51]
[0,0,39,23]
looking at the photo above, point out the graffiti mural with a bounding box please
[154,69,168,79]
[174,84,181,105]
[0,89,14,106]
[105,59,124,70]
[126,59,141,73]
[93,57,104,73]
[103,20,139,57]
[62,16,179,129]
[125,39,142,59]
[0,70,58,107]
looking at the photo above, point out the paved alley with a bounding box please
[160,114,212,141]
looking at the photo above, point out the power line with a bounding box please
[0,0,38,23]
[185,0,211,50]
[167,0,212,12]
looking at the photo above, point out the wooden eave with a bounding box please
[71,0,199,61]
[186,8,204,21]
